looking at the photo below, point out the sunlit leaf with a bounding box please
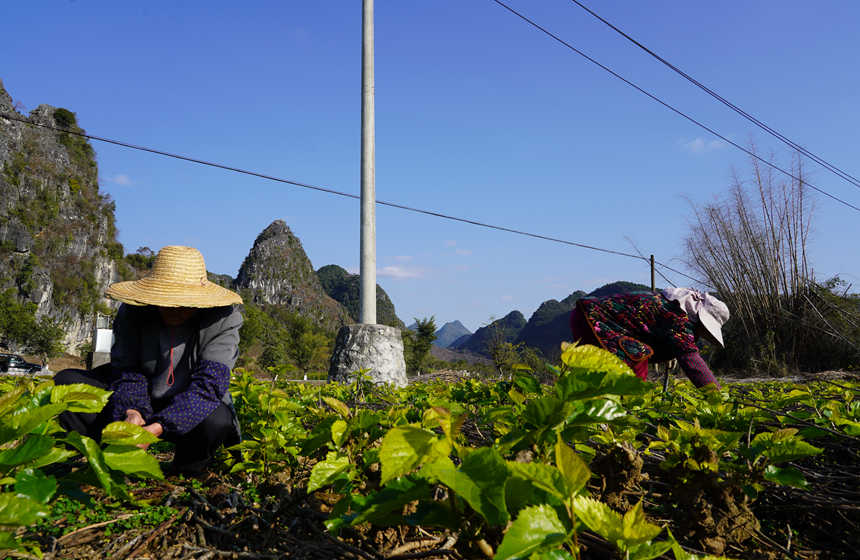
[103,445,164,480]
[763,465,808,488]
[379,425,438,485]
[100,422,160,446]
[308,451,352,492]
[507,462,569,500]
[322,397,350,418]
[0,493,49,526]
[331,419,348,447]
[494,505,567,560]
[554,439,590,495]
[50,383,112,413]
[621,501,663,544]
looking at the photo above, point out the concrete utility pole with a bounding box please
[328,0,406,387]
[360,0,377,325]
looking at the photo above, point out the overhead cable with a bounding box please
[1,112,651,263]
[490,0,860,214]
[568,0,860,190]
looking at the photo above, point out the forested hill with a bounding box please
[316,264,405,330]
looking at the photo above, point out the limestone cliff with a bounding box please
[234,220,351,331]
[0,79,120,353]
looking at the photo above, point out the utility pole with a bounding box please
[328,0,406,387]
[360,0,377,324]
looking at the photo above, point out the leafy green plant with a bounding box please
[0,379,164,554]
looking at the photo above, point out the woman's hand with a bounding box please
[138,422,164,450]
[124,409,145,426]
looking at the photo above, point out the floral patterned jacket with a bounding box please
[575,291,700,366]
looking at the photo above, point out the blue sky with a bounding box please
[3,1,859,332]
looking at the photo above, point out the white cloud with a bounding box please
[682,138,725,154]
[378,265,423,279]
[105,173,133,186]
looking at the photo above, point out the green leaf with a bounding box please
[628,540,674,560]
[331,419,348,447]
[555,439,590,495]
[322,396,350,418]
[494,505,567,560]
[564,398,627,426]
[763,465,808,489]
[0,404,66,441]
[421,449,510,526]
[523,396,567,429]
[750,430,823,464]
[100,422,160,446]
[13,468,57,504]
[349,477,434,526]
[302,416,338,455]
[513,370,541,395]
[308,451,352,492]
[379,425,438,485]
[62,432,125,499]
[27,446,78,470]
[835,419,860,436]
[528,551,576,560]
[0,493,49,526]
[508,462,570,501]
[50,383,112,413]
[621,501,663,544]
[0,434,54,467]
[666,529,726,559]
[556,345,650,401]
[572,495,623,544]
[103,445,164,480]
[0,530,21,552]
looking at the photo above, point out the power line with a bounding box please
[654,260,710,288]
[490,0,860,214]
[568,0,860,191]
[1,112,649,262]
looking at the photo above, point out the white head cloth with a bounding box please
[661,287,730,347]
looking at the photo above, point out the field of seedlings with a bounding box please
[1,344,858,560]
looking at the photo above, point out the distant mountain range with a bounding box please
[434,320,471,348]
[451,310,527,355]
[449,281,651,359]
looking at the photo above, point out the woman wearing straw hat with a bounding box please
[569,288,729,389]
[55,246,244,475]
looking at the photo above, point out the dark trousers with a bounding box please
[54,367,239,475]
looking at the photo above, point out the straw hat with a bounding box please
[662,287,730,347]
[106,246,242,308]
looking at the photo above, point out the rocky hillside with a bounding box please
[234,220,351,332]
[451,310,526,356]
[0,79,121,352]
[434,320,471,348]
[316,264,405,329]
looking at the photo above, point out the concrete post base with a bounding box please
[328,324,407,387]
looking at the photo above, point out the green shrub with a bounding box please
[52,108,77,129]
